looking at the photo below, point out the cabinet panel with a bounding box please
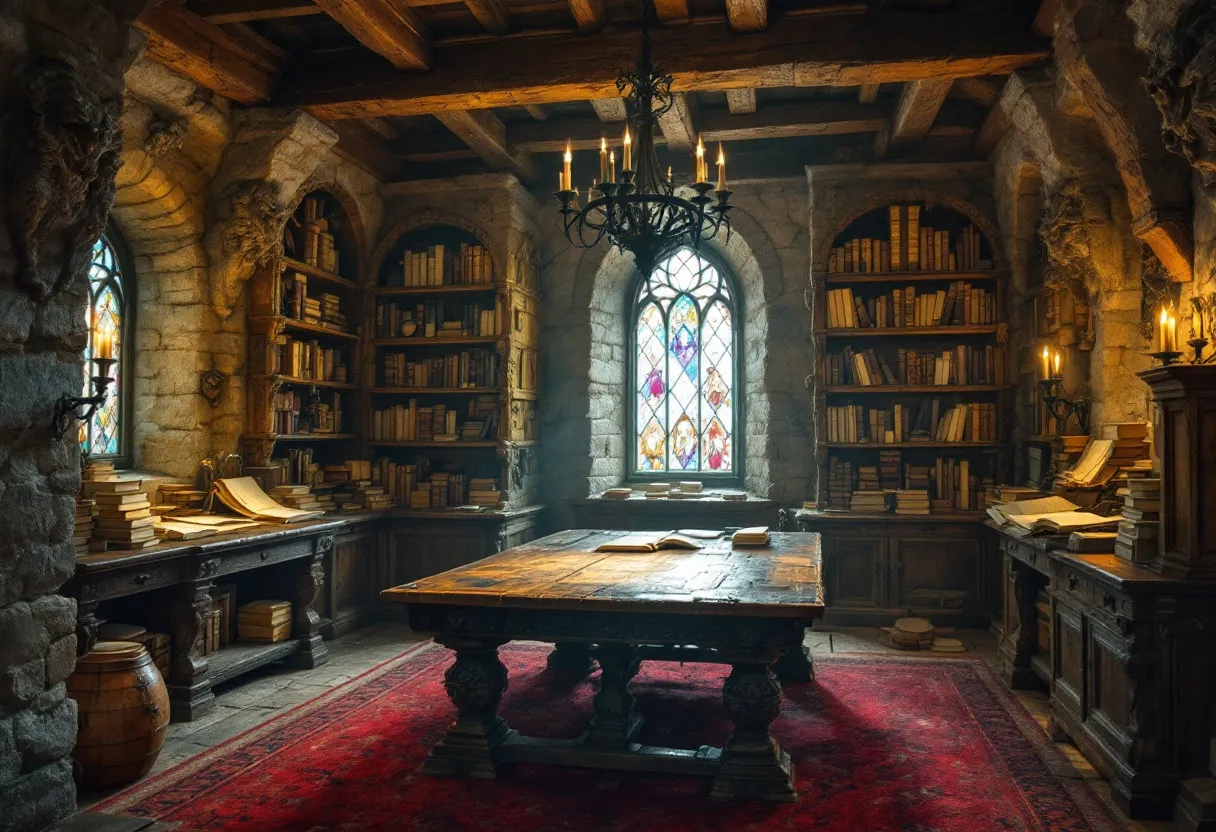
[1088,624,1134,751]
[1053,600,1085,721]
[822,536,886,609]
[325,527,379,637]
[391,529,492,584]
[890,536,980,612]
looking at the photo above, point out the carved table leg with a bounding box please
[422,638,513,778]
[586,644,643,749]
[287,545,329,669]
[998,557,1040,690]
[710,659,797,802]
[774,626,815,683]
[167,572,217,721]
[546,642,597,675]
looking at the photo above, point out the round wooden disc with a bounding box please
[894,617,934,634]
[77,641,148,666]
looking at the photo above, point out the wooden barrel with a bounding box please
[67,640,170,790]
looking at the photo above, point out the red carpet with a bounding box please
[95,643,1116,831]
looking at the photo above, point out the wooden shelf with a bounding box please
[208,639,303,687]
[374,336,500,347]
[278,256,359,291]
[377,283,502,296]
[796,509,988,524]
[272,376,357,390]
[369,440,501,448]
[823,270,997,284]
[371,387,500,395]
[266,433,358,442]
[825,384,1013,394]
[281,319,359,342]
[820,326,999,337]
[822,441,1004,449]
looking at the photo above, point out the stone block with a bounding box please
[0,603,45,669]
[14,697,75,771]
[43,637,76,688]
[0,715,18,786]
[0,757,75,832]
[0,658,45,709]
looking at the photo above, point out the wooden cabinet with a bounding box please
[323,522,379,639]
[571,496,777,532]
[794,510,991,626]
[386,508,542,588]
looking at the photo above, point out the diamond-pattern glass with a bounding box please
[82,235,126,458]
[632,249,736,474]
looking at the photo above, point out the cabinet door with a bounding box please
[890,535,980,613]
[822,535,886,609]
[1052,599,1086,722]
[331,531,376,617]
[391,527,494,583]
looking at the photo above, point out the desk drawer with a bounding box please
[93,561,184,600]
[218,537,317,575]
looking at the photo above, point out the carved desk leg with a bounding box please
[167,564,218,721]
[75,585,99,658]
[546,642,597,675]
[998,556,1039,690]
[586,644,643,749]
[288,544,329,669]
[774,625,815,683]
[711,656,797,803]
[423,637,513,778]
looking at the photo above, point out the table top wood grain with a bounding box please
[381,529,825,618]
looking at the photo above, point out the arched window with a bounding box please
[631,248,740,479]
[81,228,133,464]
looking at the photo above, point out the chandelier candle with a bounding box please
[563,141,573,192]
[600,137,608,183]
[716,144,726,191]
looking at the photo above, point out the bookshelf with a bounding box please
[243,190,364,480]
[369,223,540,512]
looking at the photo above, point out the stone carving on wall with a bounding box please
[144,112,187,158]
[209,180,289,318]
[1038,182,1103,298]
[4,58,122,299]
[1144,0,1216,185]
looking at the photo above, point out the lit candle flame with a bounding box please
[716,144,725,166]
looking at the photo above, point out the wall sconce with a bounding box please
[1039,346,1089,431]
[52,355,116,440]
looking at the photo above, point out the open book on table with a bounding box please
[595,532,704,553]
[1005,511,1119,536]
[986,495,1080,525]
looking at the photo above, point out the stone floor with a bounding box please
[76,622,1173,830]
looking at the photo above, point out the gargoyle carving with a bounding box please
[208,181,289,318]
[1038,181,1103,297]
[144,113,187,157]
[4,58,122,298]
[1144,0,1216,185]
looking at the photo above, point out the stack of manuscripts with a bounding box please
[879,450,900,491]
[1115,477,1160,564]
[270,485,324,512]
[156,483,208,515]
[850,490,888,514]
[237,600,292,644]
[826,458,854,510]
[468,479,504,508]
[90,478,156,551]
[73,498,94,556]
[895,489,930,516]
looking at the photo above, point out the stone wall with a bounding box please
[0,2,147,829]
[535,177,812,528]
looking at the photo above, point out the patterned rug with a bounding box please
[94,643,1117,831]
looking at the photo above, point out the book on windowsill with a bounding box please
[595,532,703,553]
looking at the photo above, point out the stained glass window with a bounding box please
[81,232,130,460]
[632,249,738,476]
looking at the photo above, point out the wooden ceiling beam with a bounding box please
[329,120,403,180]
[657,92,699,150]
[971,96,1010,159]
[524,104,548,121]
[725,0,767,32]
[879,78,951,157]
[192,0,320,24]
[725,88,757,115]
[591,98,628,122]
[654,0,690,25]
[436,110,536,182]
[952,77,1000,109]
[397,132,480,162]
[136,4,279,104]
[311,0,432,70]
[858,83,879,103]
[279,4,1050,119]
[463,0,511,35]
[510,100,889,151]
[568,0,607,33]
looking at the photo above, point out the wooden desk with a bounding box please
[381,529,825,802]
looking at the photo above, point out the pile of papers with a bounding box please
[849,490,888,513]
[987,495,1119,536]
[1115,477,1160,564]
[213,477,324,523]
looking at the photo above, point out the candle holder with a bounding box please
[1187,337,1210,364]
[1039,376,1090,432]
[1149,349,1185,366]
[52,356,116,439]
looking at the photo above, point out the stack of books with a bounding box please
[81,460,117,497]
[857,465,879,491]
[850,490,888,513]
[237,600,293,643]
[318,293,347,331]
[157,484,208,514]
[826,458,853,510]
[73,498,94,556]
[468,479,504,507]
[270,485,324,511]
[732,526,770,547]
[895,489,930,516]
[879,451,900,491]
[602,487,632,500]
[1115,477,1160,564]
[91,479,156,551]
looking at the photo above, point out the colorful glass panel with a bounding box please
[632,249,737,475]
[81,235,126,458]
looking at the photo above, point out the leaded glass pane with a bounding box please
[81,235,126,458]
[631,249,737,476]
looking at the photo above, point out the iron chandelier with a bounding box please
[555,0,732,277]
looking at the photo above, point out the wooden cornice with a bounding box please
[277,5,1050,119]
[136,4,279,104]
[311,0,432,70]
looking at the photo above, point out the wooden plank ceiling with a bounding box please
[140,0,1050,182]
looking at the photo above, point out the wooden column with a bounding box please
[1138,365,1216,580]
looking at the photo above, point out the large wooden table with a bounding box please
[381,529,825,801]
